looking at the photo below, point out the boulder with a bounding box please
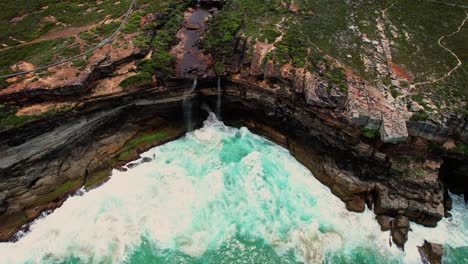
[376,215,391,231]
[394,215,409,228]
[345,196,365,212]
[391,215,409,250]
[141,157,153,163]
[418,241,443,264]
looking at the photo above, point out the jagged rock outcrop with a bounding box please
[210,80,447,232]
[391,215,410,249]
[376,215,392,231]
[0,1,466,249]
[0,43,146,104]
[0,87,198,240]
[419,241,444,264]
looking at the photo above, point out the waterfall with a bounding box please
[183,79,198,131]
[216,77,222,119]
[197,0,201,6]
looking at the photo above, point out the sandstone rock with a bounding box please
[380,111,408,144]
[346,196,365,212]
[289,3,299,14]
[406,121,449,143]
[418,241,443,264]
[249,42,273,77]
[376,215,391,231]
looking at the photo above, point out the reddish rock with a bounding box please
[346,196,366,212]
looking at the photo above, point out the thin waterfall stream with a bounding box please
[183,78,198,131]
[216,77,222,118]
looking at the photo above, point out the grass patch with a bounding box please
[410,110,430,121]
[119,72,153,88]
[0,0,132,46]
[123,131,170,150]
[34,178,83,205]
[390,86,401,98]
[0,104,73,129]
[204,9,243,61]
[85,169,112,189]
[71,59,87,67]
[454,141,468,155]
[0,37,76,75]
[362,128,379,139]
[91,21,120,37]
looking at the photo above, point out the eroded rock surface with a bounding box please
[419,241,444,264]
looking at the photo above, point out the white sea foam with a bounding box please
[0,116,466,264]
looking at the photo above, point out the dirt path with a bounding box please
[0,25,97,52]
[0,0,137,79]
[412,11,468,88]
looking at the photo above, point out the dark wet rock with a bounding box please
[0,88,190,240]
[116,167,128,172]
[127,163,139,169]
[394,215,409,228]
[365,192,375,210]
[376,215,392,231]
[391,215,409,249]
[2,0,467,244]
[0,200,7,215]
[418,241,444,264]
[141,157,152,163]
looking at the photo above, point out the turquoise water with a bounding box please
[0,114,466,263]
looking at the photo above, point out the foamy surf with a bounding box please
[0,116,466,264]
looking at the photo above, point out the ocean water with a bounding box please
[0,113,466,264]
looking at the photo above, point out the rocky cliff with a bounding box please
[0,0,466,251]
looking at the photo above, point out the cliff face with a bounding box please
[0,0,466,247]
[0,86,205,240]
[200,28,467,246]
[223,36,468,146]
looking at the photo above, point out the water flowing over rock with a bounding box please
[183,79,198,131]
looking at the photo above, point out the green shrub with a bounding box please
[214,62,225,75]
[0,79,10,90]
[390,86,401,98]
[119,72,153,88]
[362,128,379,139]
[410,110,430,121]
[260,28,281,43]
[71,59,87,67]
[382,76,391,86]
[454,142,468,155]
[204,12,243,60]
